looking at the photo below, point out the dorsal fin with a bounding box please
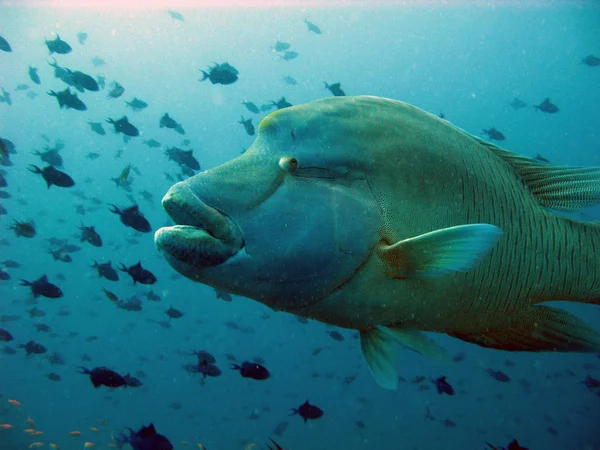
[476,137,600,212]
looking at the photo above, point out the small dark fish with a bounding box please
[119,261,157,285]
[483,127,506,141]
[109,204,151,232]
[8,220,36,238]
[143,139,161,148]
[273,40,290,52]
[165,147,200,171]
[2,346,16,355]
[0,88,12,106]
[86,152,101,159]
[49,246,74,261]
[0,205,7,217]
[241,100,260,114]
[272,422,288,437]
[107,116,139,137]
[114,423,173,450]
[442,419,456,428]
[290,400,323,423]
[28,164,75,188]
[582,375,600,390]
[324,82,345,97]
[304,19,322,34]
[88,121,106,136]
[72,70,99,91]
[533,97,559,114]
[282,51,298,61]
[165,306,183,319]
[486,438,530,450]
[238,117,255,136]
[77,31,88,44]
[508,98,527,110]
[160,113,185,135]
[126,97,148,111]
[46,372,62,381]
[215,289,232,302]
[103,288,119,303]
[431,376,455,395]
[200,62,239,85]
[28,66,41,84]
[27,307,46,318]
[20,275,63,298]
[34,323,51,332]
[80,224,102,247]
[92,56,106,67]
[282,76,297,85]
[0,328,13,341]
[145,290,161,301]
[0,35,11,52]
[533,153,550,163]
[93,261,119,281]
[271,97,292,110]
[19,340,47,355]
[167,9,184,21]
[45,34,72,54]
[327,330,345,341]
[581,54,600,67]
[486,368,511,382]
[124,373,143,387]
[194,350,216,365]
[231,361,270,380]
[32,147,63,168]
[48,88,87,111]
[107,82,125,98]
[77,366,128,388]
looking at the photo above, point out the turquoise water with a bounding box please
[1,2,599,449]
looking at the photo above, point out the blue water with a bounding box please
[1,2,599,449]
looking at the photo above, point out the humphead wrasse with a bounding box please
[155,96,600,389]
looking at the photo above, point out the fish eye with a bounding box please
[279,156,298,172]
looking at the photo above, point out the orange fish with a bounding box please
[26,417,36,428]
[8,399,21,407]
[33,430,44,436]
[24,428,36,434]
[84,442,95,449]
[0,424,12,429]
[29,443,43,449]
[89,427,100,432]
[69,431,81,437]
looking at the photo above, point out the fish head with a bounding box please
[155,96,388,312]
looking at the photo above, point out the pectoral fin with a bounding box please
[360,326,449,390]
[447,305,600,352]
[377,224,503,279]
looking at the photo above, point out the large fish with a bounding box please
[155,96,600,389]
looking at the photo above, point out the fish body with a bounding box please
[119,261,157,285]
[47,88,87,111]
[165,306,183,318]
[0,328,13,341]
[93,261,119,281]
[143,139,161,148]
[28,164,75,188]
[432,376,455,395]
[155,96,600,390]
[165,147,200,171]
[77,31,88,44]
[8,220,36,238]
[200,62,239,85]
[160,113,185,134]
[168,10,184,21]
[273,40,290,52]
[534,97,559,113]
[20,275,63,298]
[46,35,72,54]
[80,225,102,247]
[304,19,322,34]
[0,35,11,52]
[19,340,47,355]
[271,97,292,109]
[482,127,506,141]
[115,423,173,450]
[290,400,323,422]
[28,67,41,84]
[88,121,106,135]
[581,54,600,67]
[107,116,139,136]
[77,366,127,388]
[33,147,63,167]
[241,101,260,114]
[508,98,527,110]
[126,97,148,111]
[231,362,270,380]
[324,82,345,96]
[282,76,297,85]
[282,51,298,61]
[109,204,151,232]
[71,70,99,91]
[238,117,255,136]
[123,373,143,387]
[107,82,125,98]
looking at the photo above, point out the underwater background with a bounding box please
[1,1,600,449]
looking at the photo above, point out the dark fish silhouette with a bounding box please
[282,51,298,61]
[215,289,232,302]
[327,330,345,341]
[88,121,106,135]
[124,373,143,387]
[431,376,455,395]
[0,328,14,341]
[71,70,99,91]
[115,423,173,450]
[165,147,200,171]
[109,204,151,232]
[45,35,72,54]
[238,117,255,136]
[77,31,88,45]
[200,62,239,85]
[107,116,139,136]
[93,261,119,281]
[533,97,559,113]
[167,10,184,21]
[48,88,87,111]
[486,368,511,382]
[324,82,345,97]
[241,100,260,114]
[107,82,125,98]
[8,220,36,238]
[165,306,183,319]
[304,19,322,34]
[20,275,63,298]
[18,340,47,355]
[28,165,75,188]
[0,35,11,52]
[483,127,506,141]
[581,54,600,67]
[290,400,323,423]
[77,366,128,388]
[271,97,292,109]
[508,98,527,110]
[231,361,270,380]
[273,40,290,52]
[159,113,185,135]
[28,66,41,84]
[80,225,102,247]
[119,261,157,285]
[32,147,63,168]
[486,438,529,450]
[126,97,148,111]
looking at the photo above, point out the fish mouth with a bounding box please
[155,186,244,268]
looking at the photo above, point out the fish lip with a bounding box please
[156,186,244,267]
